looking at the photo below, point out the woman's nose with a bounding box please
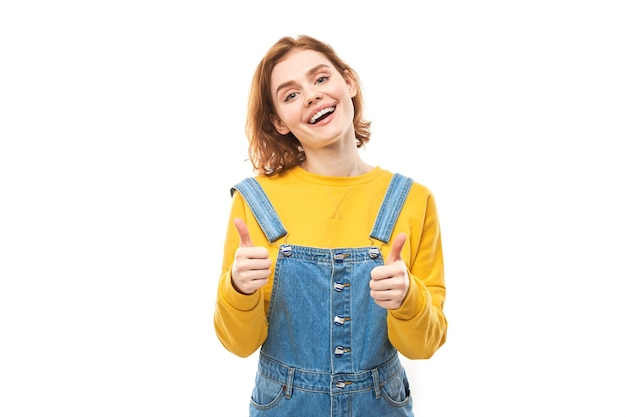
[306,92,322,106]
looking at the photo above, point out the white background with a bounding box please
[1,1,625,416]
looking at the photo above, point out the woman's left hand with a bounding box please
[369,233,409,310]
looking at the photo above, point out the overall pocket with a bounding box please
[380,369,412,407]
[250,371,285,410]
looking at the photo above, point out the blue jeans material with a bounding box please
[232,174,414,417]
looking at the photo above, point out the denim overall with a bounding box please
[232,173,415,417]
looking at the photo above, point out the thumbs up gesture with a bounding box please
[231,218,272,295]
[370,233,409,310]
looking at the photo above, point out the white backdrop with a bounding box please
[1,1,625,416]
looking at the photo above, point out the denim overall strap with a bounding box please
[231,178,287,243]
[369,173,414,244]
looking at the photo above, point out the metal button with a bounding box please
[335,379,352,388]
[333,252,350,263]
[334,346,350,356]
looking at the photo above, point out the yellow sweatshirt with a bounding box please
[214,166,447,359]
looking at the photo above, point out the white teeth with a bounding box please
[309,107,335,124]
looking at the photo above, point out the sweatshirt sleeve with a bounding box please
[213,192,269,358]
[387,191,447,359]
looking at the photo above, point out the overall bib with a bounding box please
[232,173,415,417]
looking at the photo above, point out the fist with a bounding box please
[231,218,272,295]
[370,233,409,310]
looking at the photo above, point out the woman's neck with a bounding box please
[300,153,373,177]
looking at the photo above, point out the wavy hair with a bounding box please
[245,35,371,176]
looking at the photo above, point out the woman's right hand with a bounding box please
[231,218,271,295]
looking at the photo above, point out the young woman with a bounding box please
[214,34,447,416]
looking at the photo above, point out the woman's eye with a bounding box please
[284,92,298,102]
[315,75,329,84]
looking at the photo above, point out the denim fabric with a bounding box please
[233,174,414,417]
[369,173,413,244]
[230,178,287,243]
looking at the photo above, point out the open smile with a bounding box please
[309,106,336,124]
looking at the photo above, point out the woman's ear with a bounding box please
[344,70,357,98]
[270,114,290,135]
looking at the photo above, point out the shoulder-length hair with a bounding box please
[246,35,371,176]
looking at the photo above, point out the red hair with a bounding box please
[246,35,371,176]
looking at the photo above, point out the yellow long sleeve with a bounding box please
[213,166,447,359]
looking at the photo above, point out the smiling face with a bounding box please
[270,48,357,151]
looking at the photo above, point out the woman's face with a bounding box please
[269,48,357,151]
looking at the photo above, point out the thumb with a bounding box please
[386,233,406,264]
[233,217,254,247]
